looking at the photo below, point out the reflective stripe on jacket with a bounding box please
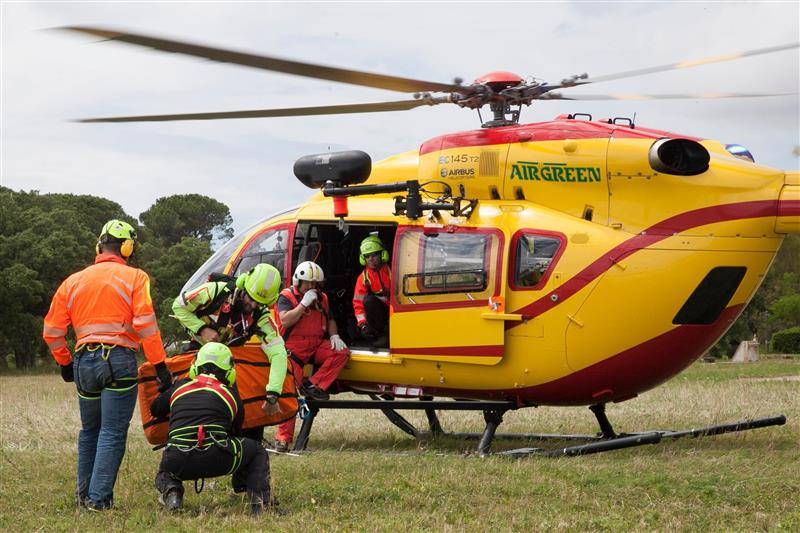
[353,263,391,326]
[42,253,166,366]
[170,375,239,420]
[172,281,233,334]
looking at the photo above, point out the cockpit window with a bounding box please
[233,228,288,278]
[180,209,297,293]
[180,229,251,293]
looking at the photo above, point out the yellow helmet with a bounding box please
[359,235,388,266]
[189,342,236,386]
[236,263,282,305]
[97,219,137,257]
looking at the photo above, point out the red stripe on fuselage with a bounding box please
[778,199,800,217]
[506,200,779,328]
[504,304,745,405]
[419,120,701,156]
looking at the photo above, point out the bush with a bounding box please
[769,326,800,354]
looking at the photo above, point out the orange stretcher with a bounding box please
[137,344,298,445]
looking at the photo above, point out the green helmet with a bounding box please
[189,342,236,386]
[99,219,137,241]
[97,219,137,257]
[236,263,282,305]
[359,235,388,266]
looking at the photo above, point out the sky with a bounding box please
[2,1,799,234]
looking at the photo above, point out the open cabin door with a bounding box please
[390,226,506,365]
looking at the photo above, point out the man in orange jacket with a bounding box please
[353,235,391,346]
[43,219,172,511]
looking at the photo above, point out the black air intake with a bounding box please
[648,138,710,176]
[673,266,746,325]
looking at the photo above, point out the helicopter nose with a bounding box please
[776,171,800,234]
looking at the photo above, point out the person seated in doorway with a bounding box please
[353,235,391,347]
[274,261,349,452]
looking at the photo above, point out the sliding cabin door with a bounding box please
[390,226,506,365]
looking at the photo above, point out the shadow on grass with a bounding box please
[290,425,796,457]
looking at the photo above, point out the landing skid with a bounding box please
[291,396,786,457]
[498,413,788,458]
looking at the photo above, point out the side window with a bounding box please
[396,229,502,306]
[234,228,289,278]
[513,233,563,289]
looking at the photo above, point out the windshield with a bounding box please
[180,208,297,293]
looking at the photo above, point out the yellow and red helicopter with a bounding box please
[62,27,798,456]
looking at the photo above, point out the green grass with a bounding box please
[1,358,798,532]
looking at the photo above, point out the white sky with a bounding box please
[2,1,798,233]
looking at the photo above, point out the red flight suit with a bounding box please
[275,287,349,443]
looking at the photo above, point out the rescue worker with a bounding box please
[274,261,349,452]
[152,342,275,515]
[353,235,391,346]
[172,263,288,439]
[43,219,172,510]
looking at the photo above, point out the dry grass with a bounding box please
[1,357,798,532]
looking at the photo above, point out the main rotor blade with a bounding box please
[549,42,800,90]
[542,91,797,100]
[59,26,463,94]
[74,98,448,123]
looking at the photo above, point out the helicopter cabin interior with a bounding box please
[228,220,397,352]
[212,218,565,360]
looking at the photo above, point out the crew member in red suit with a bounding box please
[273,261,349,452]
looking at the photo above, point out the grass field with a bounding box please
[1,357,798,532]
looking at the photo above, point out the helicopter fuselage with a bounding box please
[186,115,798,407]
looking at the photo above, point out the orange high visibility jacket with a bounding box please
[352,263,391,326]
[43,253,167,366]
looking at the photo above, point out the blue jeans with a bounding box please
[73,345,138,508]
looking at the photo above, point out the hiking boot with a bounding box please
[248,491,270,516]
[84,500,113,512]
[274,440,290,453]
[158,488,183,511]
[300,382,330,401]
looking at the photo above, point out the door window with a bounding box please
[396,228,503,308]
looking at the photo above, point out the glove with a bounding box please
[300,289,318,308]
[329,334,347,352]
[360,323,377,340]
[59,363,74,383]
[155,362,173,392]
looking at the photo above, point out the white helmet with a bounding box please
[292,261,324,287]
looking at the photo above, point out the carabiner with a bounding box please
[298,397,310,420]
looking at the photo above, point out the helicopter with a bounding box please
[61,27,798,456]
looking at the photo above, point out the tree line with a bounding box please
[1,186,797,370]
[0,187,232,369]
[711,232,800,356]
